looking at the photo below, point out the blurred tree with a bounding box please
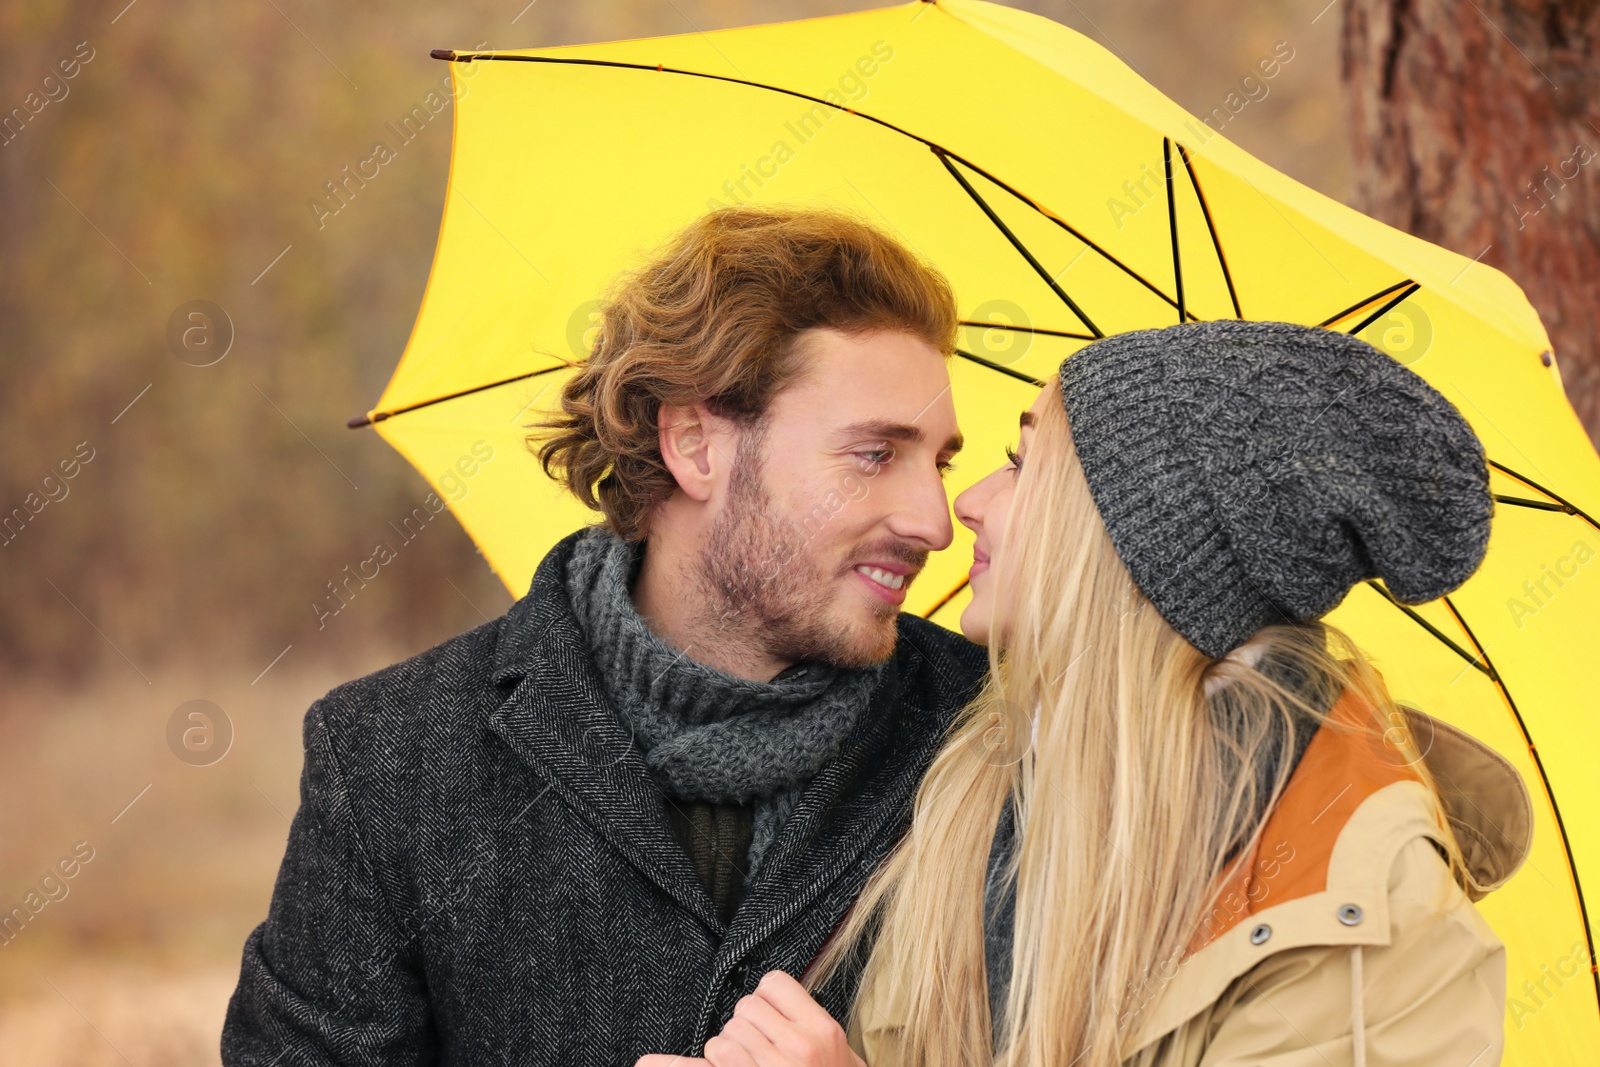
[1342,0,1600,449]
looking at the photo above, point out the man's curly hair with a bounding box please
[525,204,960,541]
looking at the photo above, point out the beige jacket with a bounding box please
[845,691,1533,1066]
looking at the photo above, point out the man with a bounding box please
[222,205,989,1064]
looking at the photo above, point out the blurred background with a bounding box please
[2,0,1595,1062]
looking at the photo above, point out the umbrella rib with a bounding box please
[434,52,1198,322]
[1489,459,1600,534]
[1493,494,1572,513]
[1316,279,1415,329]
[959,321,1098,342]
[935,151,1103,338]
[1362,580,1487,676]
[922,577,970,620]
[932,146,1199,325]
[1164,139,1185,325]
[346,363,569,428]
[1345,282,1422,337]
[354,317,1115,429]
[1176,142,1243,319]
[955,347,1046,388]
[1439,595,1600,1018]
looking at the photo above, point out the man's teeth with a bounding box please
[854,565,905,590]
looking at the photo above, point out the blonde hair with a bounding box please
[806,374,1464,1066]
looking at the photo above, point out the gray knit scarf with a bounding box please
[562,524,888,878]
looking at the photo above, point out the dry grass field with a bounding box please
[0,653,408,1065]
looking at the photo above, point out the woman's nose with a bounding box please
[954,476,988,534]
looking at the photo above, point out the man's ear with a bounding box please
[658,402,729,503]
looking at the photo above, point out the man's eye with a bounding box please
[857,448,894,468]
[938,460,958,479]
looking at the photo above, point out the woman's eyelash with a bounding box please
[1004,444,1021,469]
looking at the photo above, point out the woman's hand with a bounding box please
[635,969,865,1067]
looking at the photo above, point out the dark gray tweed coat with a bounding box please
[221,526,988,1065]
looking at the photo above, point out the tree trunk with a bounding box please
[1342,0,1600,451]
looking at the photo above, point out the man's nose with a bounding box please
[886,461,956,551]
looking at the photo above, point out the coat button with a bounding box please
[1249,923,1271,945]
[1337,903,1364,926]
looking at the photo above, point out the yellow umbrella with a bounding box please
[350,0,1600,1058]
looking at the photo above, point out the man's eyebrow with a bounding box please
[835,419,964,455]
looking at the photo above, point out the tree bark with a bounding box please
[1342,0,1600,450]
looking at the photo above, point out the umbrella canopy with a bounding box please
[352,0,1599,1058]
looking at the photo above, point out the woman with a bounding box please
[643,320,1532,1066]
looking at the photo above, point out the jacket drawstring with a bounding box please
[1350,945,1367,1067]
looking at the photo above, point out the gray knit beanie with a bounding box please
[1057,319,1493,659]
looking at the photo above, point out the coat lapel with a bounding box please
[717,662,904,954]
[486,528,724,932]
[715,626,948,963]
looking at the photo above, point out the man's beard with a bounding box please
[697,428,900,670]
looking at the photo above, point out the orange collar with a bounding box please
[1187,686,1422,955]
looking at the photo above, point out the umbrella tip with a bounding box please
[431,48,458,61]
[347,413,374,429]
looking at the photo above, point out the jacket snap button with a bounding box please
[1338,904,1364,926]
[1249,923,1271,945]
